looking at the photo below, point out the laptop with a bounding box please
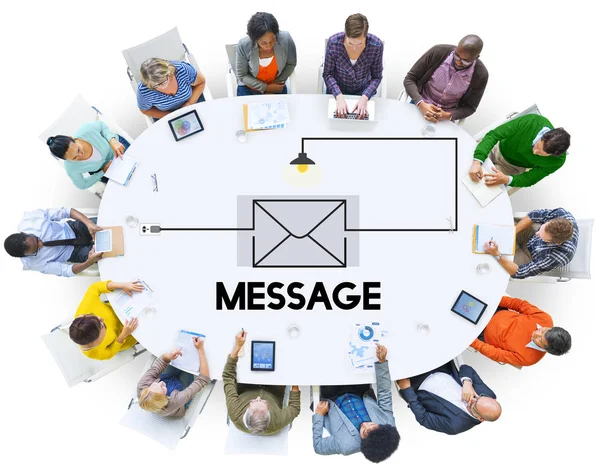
[328,98,376,121]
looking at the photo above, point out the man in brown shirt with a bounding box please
[223,331,301,435]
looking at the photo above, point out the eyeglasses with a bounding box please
[154,75,171,90]
[453,52,474,66]
[151,173,159,192]
[470,393,489,418]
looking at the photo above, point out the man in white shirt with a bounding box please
[4,207,103,277]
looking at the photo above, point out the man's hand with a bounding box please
[418,102,442,122]
[335,94,348,118]
[375,343,387,362]
[352,95,369,119]
[265,82,285,93]
[484,240,501,257]
[397,378,411,390]
[86,222,102,239]
[87,246,103,262]
[234,330,247,349]
[469,160,483,181]
[461,380,477,403]
[291,385,300,391]
[102,159,113,173]
[163,347,183,362]
[109,138,125,158]
[193,336,205,351]
[315,401,329,415]
[484,166,510,186]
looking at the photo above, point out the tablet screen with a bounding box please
[94,229,112,253]
[451,291,487,324]
[251,341,276,371]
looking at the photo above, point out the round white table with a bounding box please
[98,94,513,385]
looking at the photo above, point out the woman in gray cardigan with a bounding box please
[236,12,297,96]
[137,337,211,418]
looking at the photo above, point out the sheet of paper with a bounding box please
[108,278,153,319]
[94,229,112,252]
[474,224,515,254]
[461,165,504,207]
[348,322,387,371]
[104,154,138,185]
[247,100,290,130]
[170,329,205,374]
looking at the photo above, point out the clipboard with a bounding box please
[99,226,124,258]
[472,224,516,255]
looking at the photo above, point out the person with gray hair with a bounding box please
[404,34,488,122]
[222,330,301,435]
[137,58,207,120]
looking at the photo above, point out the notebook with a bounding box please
[472,224,516,255]
[328,98,376,121]
[461,165,504,207]
[243,99,290,132]
[104,154,138,185]
[169,329,206,375]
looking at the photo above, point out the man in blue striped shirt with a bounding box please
[484,208,578,279]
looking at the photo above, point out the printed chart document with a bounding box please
[461,165,504,207]
[348,322,387,371]
[104,154,138,185]
[170,329,205,374]
[243,99,290,131]
[472,224,516,255]
[94,229,112,253]
[107,278,154,319]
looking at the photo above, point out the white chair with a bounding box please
[21,207,100,277]
[224,43,296,97]
[317,38,387,98]
[119,357,216,449]
[38,94,134,200]
[41,318,146,387]
[511,212,594,282]
[122,27,213,128]
[224,386,292,455]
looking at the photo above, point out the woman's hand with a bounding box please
[110,138,125,158]
[119,317,139,339]
[162,347,183,362]
[352,95,369,119]
[193,336,205,351]
[121,281,145,296]
[102,159,113,173]
[335,94,348,117]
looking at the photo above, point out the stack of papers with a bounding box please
[244,99,290,131]
[170,329,205,374]
[104,154,138,186]
[461,165,504,207]
[108,278,154,319]
[348,322,387,371]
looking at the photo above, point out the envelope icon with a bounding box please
[252,199,348,267]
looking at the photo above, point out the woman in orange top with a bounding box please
[235,12,297,96]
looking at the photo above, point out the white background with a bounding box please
[0,0,598,472]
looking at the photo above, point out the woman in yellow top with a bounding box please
[69,280,144,360]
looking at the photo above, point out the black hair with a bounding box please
[4,232,29,258]
[69,316,102,345]
[247,12,279,43]
[46,135,75,159]
[542,128,570,156]
[360,424,400,463]
[545,327,572,356]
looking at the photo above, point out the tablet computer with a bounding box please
[451,290,488,325]
[251,341,276,371]
[168,109,204,141]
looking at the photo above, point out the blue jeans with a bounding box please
[152,93,206,123]
[160,366,195,408]
[237,85,288,96]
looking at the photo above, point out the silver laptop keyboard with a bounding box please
[333,111,370,120]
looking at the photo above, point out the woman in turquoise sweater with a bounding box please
[47,121,130,190]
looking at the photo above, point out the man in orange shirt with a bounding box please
[471,296,571,367]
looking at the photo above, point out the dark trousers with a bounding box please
[479,306,508,341]
[94,135,131,183]
[237,383,286,408]
[66,219,95,262]
[237,85,288,96]
[320,384,373,401]
[152,94,206,123]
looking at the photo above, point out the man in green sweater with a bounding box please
[223,330,301,435]
[469,114,570,189]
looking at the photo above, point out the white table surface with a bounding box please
[98,94,513,385]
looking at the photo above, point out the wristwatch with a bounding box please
[494,254,502,261]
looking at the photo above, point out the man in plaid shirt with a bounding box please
[484,208,578,279]
[324,13,383,119]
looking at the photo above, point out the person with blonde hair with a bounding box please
[69,280,144,360]
[137,337,211,417]
[137,58,207,120]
